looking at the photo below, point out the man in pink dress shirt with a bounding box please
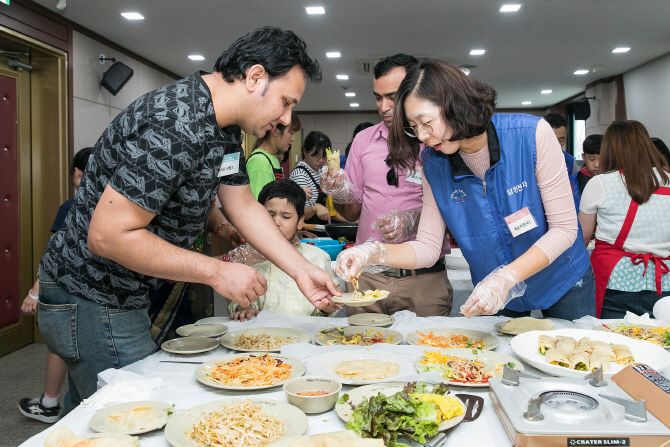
[322,54,453,317]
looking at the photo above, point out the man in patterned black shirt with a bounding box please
[38,27,340,414]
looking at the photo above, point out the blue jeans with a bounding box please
[37,267,156,416]
[498,265,596,320]
[601,289,670,319]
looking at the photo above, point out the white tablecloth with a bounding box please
[18,311,668,447]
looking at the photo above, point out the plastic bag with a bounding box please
[460,265,526,318]
[334,238,389,281]
[372,209,421,244]
[218,235,301,266]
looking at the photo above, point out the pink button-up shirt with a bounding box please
[345,121,450,257]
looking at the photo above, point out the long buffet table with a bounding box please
[19,310,670,447]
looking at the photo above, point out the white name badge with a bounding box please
[406,169,422,185]
[217,152,240,177]
[504,207,538,237]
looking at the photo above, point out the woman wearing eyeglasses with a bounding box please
[335,59,595,320]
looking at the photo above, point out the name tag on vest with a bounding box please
[218,152,240,177]
[504,207,538,237]
[406,169,422,184]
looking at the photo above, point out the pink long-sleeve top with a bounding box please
[407,119,578,268]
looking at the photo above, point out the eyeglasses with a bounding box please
[385,155,398,187]
[403,114,441,138]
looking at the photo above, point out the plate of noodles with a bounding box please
[405,328,499,351]
[592,323,670,349]
[195,353,305,390]
[164,398,307,447]
[219,327,311,352]
[314,326,402,346]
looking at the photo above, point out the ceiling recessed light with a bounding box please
[188,55,205,61]
[574,69,589,75]
[470,49,486,55]
[345,92,356,97]
[541,89,552,94]
[500,4,521,12]
[522,101,532,105]
[612,47,630,53]
[306,6,325,14]
[121,12,144,20]
[326,52,341,58]
[336,74,349,80]
[350,103,359,107]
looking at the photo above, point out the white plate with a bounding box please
[335,383,465,431]
[314,326,403,346]
[164,398,307,447]
[160,336,219,355]
[347,313,395,327]
[270,431,354,447]
[405,328,499,351]
[175,323,228,338]
[413,348,524,387]
[592,324,670,350]
[219,327,311,352]
[306,349,415,385]
[511,328,670,378]
[195,353,305,390]
[89,401,171,434]
[332,291,390,307]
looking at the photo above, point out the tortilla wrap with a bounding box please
[538,335,556,355]
[555,336,576,352]
[576,337,593,353]
[290,432,384,447]
[612,344,634,366]
[504,317,554,333]
[589,354,611,372]
[334,359,399,380]
[105,405,167,432]
[546,348,571,368]
[45,427,139,447]
[326,149,340,173]
[592,341,616,361]
[568,350,590,371]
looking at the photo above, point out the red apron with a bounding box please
[591,186,670,317]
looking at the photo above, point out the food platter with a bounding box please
[175,322,228,338]
[195,353,305,390]
[511,328,670,378]
[405,328,499,351]
[160,336,219,355]
[335,382,465,431]
[164,398,307,447]
[306,349,415,385]
[592,323,670,350]
[89,401,171,434]
[347,313,395,327]
[413,348,524,388]
[314,326,402,346]
[332,290,390,307]
[219,327,311,352]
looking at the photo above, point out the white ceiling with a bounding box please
[32,0,670,111]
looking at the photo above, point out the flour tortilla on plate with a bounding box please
[289,432,384,447]
[503,317,554,334]
[333,359,399,380]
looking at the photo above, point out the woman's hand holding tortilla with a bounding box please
[320,168,360,205]
[460,265,526,318]
[335,238,386,281]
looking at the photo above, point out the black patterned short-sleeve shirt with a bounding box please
[41,71,249,309]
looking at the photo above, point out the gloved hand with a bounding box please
[219,235,300,266]
[335,238,387,281]
[320,167,360,205]
[460,266,526,318]
[372,209,421,244]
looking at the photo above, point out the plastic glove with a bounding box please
[219,235,300,266]
[460,266,526,318]
[335,238,388,281]
[320,167,360,205]
[372,209,421,244]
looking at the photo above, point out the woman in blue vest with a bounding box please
[335,60,595,319]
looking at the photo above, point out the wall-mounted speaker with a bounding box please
[570,99,591,121]
[101,61,133,96]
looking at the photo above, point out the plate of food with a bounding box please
[160,336,219,355]
[175,322,228,338]
[195,353,305,390]
[592,323,670,349]
[219,327,311,352]
[336,381,465,445]
[347,313,395,327]
[45,428,140,446]
[494,317,555,335]
[314,326,402,346]
[332,290,390,307]
[306,349,415,385]
[414,348,524,387]
[270,431,383,447]
[164,398,307,447]
[89,401,172,434]
[405,328,499,351]
[511,328,670,378]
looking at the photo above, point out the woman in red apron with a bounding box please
[578,121,670,318]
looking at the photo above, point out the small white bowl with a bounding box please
[283,376,341,414]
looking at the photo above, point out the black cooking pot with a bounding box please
[324,223,358,241]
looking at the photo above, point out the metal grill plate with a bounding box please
[538,391,599,412]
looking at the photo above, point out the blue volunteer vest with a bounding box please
[422,113,590,311]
